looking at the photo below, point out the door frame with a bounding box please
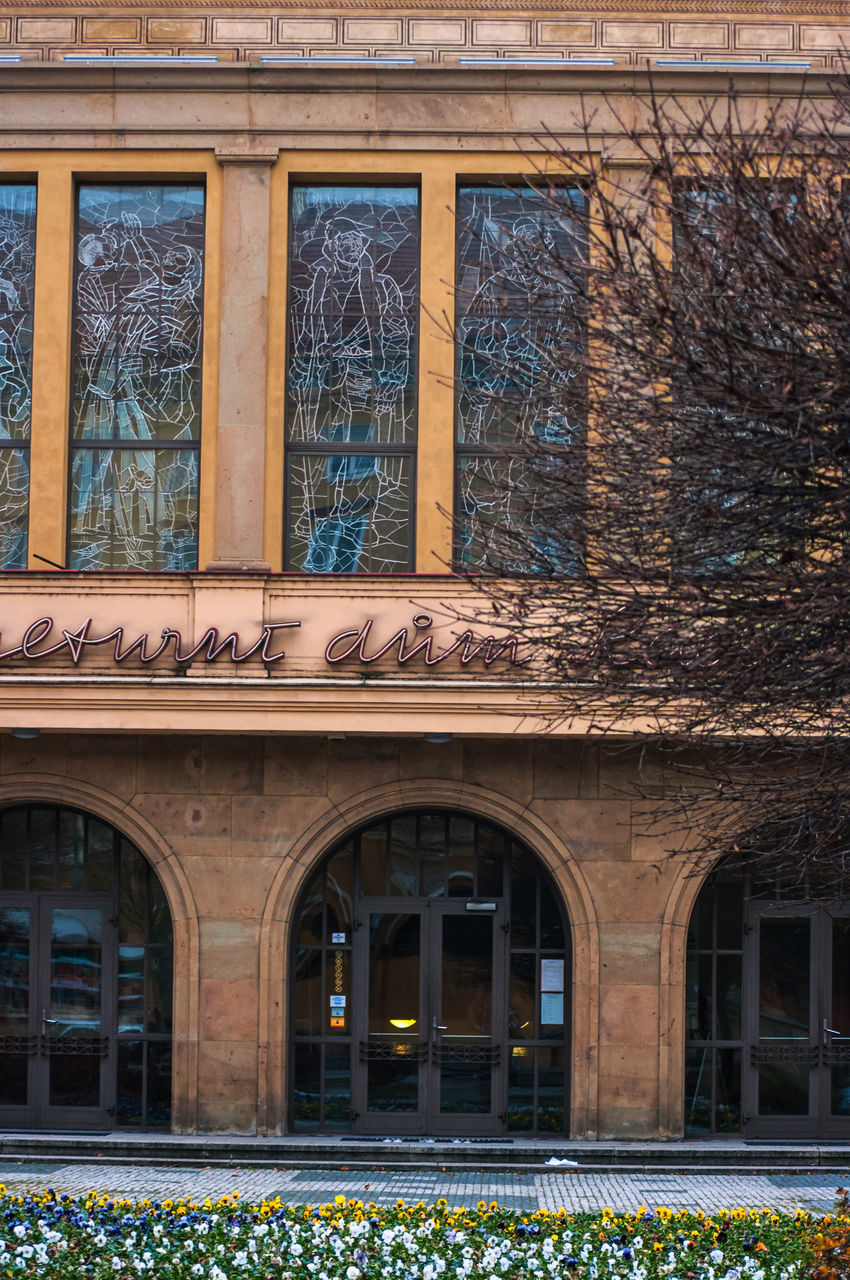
[0,892,115,1131]
[743,901,850,1140]
[351,897,507,1136]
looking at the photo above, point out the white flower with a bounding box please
[12,1226,25,1239]
[346,1268,361,1280]
[112,1259,123,1271]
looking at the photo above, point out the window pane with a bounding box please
[0,449,29,569]
[0,185,37,568]
[286,452,412,573]
[70,184,204,571]
[287,186,419,448]
[69,446,199,571]
[457,453,578,575]
[455,186,584,572]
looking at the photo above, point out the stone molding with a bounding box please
[1,6,846,69]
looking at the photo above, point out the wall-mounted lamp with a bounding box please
[11,728,40,740]
[424,733,453,745]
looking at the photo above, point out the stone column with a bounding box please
[206,151,277,571]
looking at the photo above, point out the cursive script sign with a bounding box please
[0,614,526,670]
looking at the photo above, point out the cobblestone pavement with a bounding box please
[0,1162,844,1215]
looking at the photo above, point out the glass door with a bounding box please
[39,896,114,1129]
[0,896,114,1129]
[359,908,426,1133]
[354,900,506,1135]
[822,915,850,1137]
[428,903,505,1136]
[744,905,850,1139]
[0,904,36,1127]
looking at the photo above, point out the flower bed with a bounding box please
[0,1187,841,1278]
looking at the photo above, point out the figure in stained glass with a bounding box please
[69,186,204,571]
[455,187,585,570]
[0,187,36,569]
[286,187,418,573]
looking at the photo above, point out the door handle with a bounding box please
[41,1010,58,1035]
[432,1017,448,1032]
[823,1019,841,1038]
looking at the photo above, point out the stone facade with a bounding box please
[0,0,842,1138]
[0,730,695,1136]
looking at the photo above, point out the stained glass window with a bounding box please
[285,186,419,573]
[69,185,205,571]
[0,186,36,569]
[455,186,585,571]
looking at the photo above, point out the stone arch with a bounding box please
[0,773,199,1132]
[658,851,723,1137]
[258,778,599,1136]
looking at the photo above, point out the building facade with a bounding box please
[0,0,847,1140]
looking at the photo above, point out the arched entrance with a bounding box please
[686,866,850,1139]
[0,805,173,1131]
[289,809,570,1136]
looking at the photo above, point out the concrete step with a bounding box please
[0,1132,848,1173]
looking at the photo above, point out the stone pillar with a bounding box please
[206,151,277,571]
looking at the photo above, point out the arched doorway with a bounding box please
[0,805,173,1131]
[686,866,850,1139]
[289,810,570,1136]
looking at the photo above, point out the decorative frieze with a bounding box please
[0,6,844,67]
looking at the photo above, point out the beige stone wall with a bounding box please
[0,729,695,1136]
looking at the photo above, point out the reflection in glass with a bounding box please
[117,1040,143,1125]
[831,917,850,1116]
[293,948,322,1036]
[368,913,420,1114]
[0,906,30,1108]
[70,184,204,571]
[0,184,36,568]
[759,1061,809,1115]
[324,1046,351,1129]
[293,1042,321,1130]
[0,809,27,891]
[759,917,810,1040]
[509,953,535,1039]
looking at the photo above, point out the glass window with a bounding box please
[454,185,585,571]
[69,184,205,571]
[285,185,419,573]
[0,185,37,569]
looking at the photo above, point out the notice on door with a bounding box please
[540,992,564,1025]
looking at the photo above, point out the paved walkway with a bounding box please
[0,1161,844,1215]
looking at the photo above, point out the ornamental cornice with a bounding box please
[1,1,847,11]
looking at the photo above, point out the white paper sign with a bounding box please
[540,959,564,992]
[329,995,346,1008]
[331,933,346,944]
[540,992,564,1025]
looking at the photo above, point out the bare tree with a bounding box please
[457,78,850,894]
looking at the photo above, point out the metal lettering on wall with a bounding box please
[0,613,526,669]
